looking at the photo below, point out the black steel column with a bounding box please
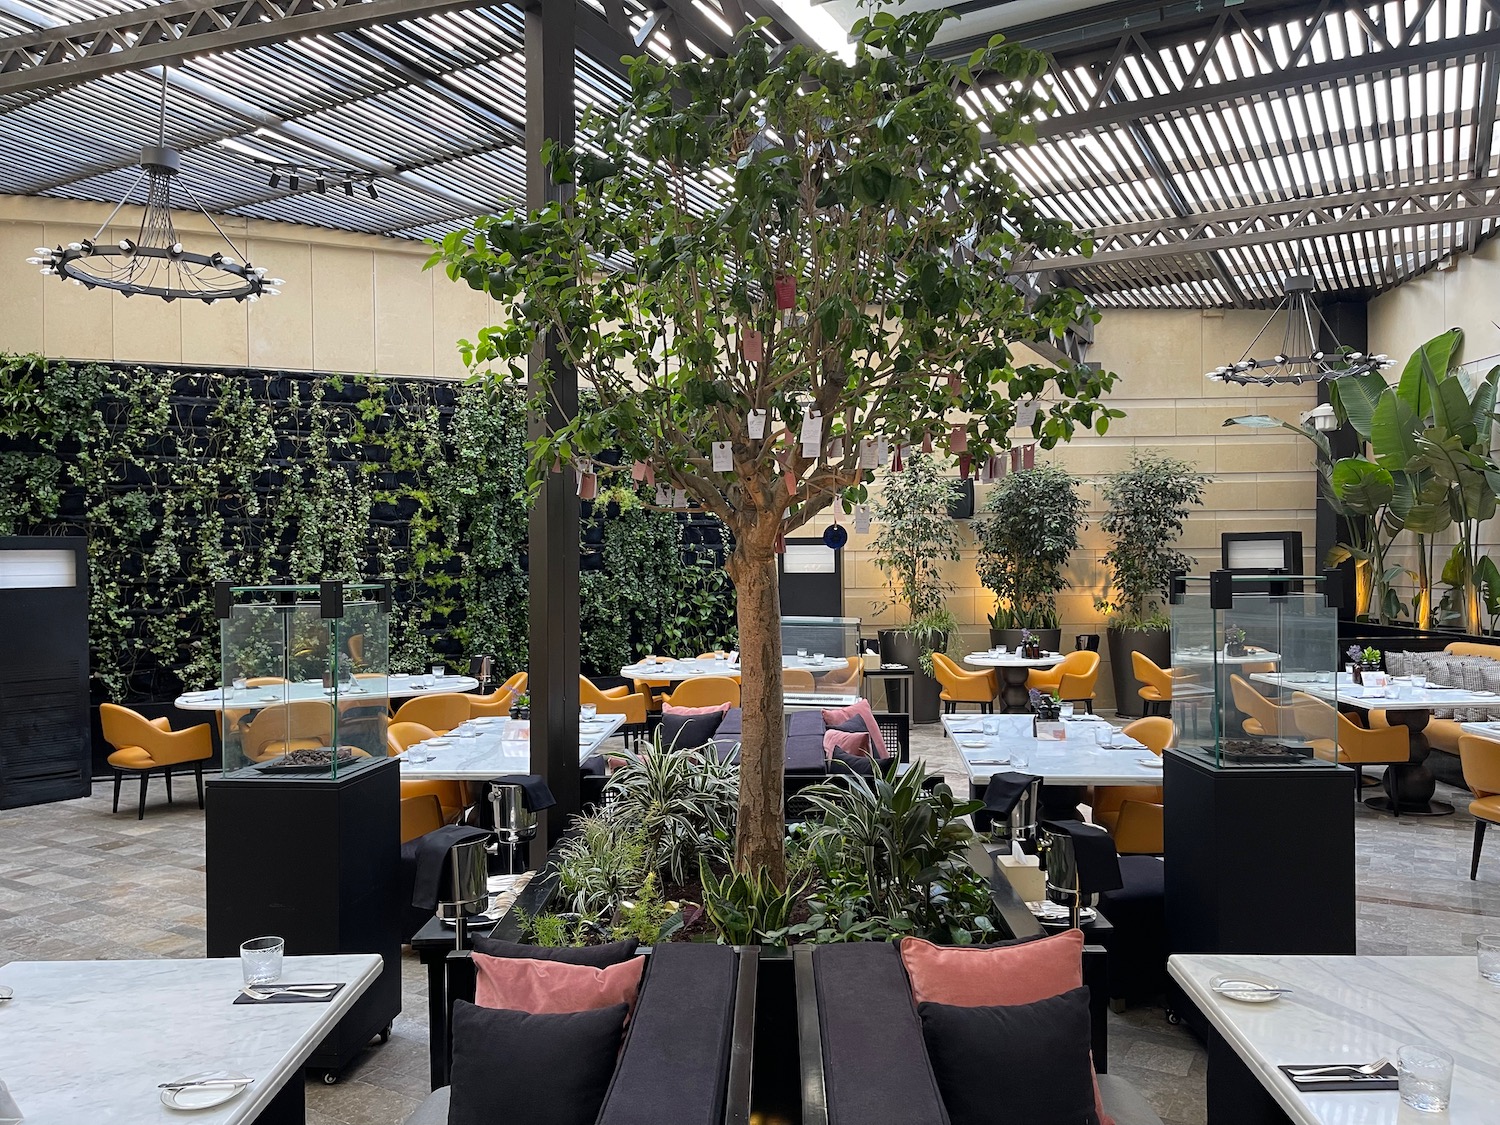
[526,0,579,847]
[1317,298,1366,618]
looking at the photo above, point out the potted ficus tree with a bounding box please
[431,10,1118,882]
[869,453,960,724]
[977,463,1086,653]
[1095,451,1209,717]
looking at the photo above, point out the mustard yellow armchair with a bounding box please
[400,793,445,844]
[581,675,647,726]
[1026,651,1100,712]
[1290,693,1408,811]
[239,700,334,764]
[99,703,214,820]
[661,675,740,709]
[1131,652,1174,716]
[632,657,675,712]
[932,653,998,714]
[388,721,466,822]
[815,656,863,694]
[1459,735,1500,879]
[1230,674,1295,738]
[392,692,471,734]
[783,669,816,692]
[469,672,528,718]
[1122,716,1174,754]
[1112,799,1164,855]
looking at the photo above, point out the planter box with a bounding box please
[1106,627,1170,719]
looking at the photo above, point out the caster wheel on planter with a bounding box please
[322,1071,339,1086]
[379,1024,392,1044]
[1166,1009,1182,1025]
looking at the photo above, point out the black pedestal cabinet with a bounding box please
[205,757,401,1079]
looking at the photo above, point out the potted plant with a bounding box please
[870,453,962,724]
[1095,451,1210,716]
[1019,628,1042,660]
[509,691,531,721]
[1225,624,1248,658]
[977,464,1086,654]
[1027,687,1061,721]
[1347,645,1382,684]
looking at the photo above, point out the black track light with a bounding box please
[269,171,281,189]
[289,172,300,191]
[315,174,327,194]
[367,181,378,201]
[344,179,354,197]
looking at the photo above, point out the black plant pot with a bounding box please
[989,628,1061,653]
[1106,626,1171,719]
[878,629,944,725]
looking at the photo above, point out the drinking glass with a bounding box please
[431,664,446,679]
[1059,702,1075,719]
[232,676,247,691]
[1397,1043,1454,1112]
[1011,753,1028,771]
[797,648,807,658]
[1411,674,1427,689]
[581,703,598,722]
[813,653,825,663]
[240,936,284,985]
[996,646,1008,655]
[982,717,999,736]
[1479,934,1500,983]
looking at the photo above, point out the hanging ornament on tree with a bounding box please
[775,532,786,555]
[631,460,648,482]
[748,408,768,439]
[1023,444,1036,469]
[892,444,904,472]
[823,523,848,550]
[774,274,796,326]
[742,329,763,362]
[950,424,968,454]
[921,431,933,455]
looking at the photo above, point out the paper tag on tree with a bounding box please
[950,424,968,454]
[674,488,687,508]
[1023,444,1035,469]
[800,409,822,458]
[854,504,871,534]
[748,409,768,439]
[742,330,763,362]
[655,484,671,506]
[784,472,798,496]
[892,444,904,472]
[1010,448,1021,472]
[631,460,647,482]
[712,441,733,472]
[577,470,597,500]
[1017,398,1040,428]
[828,436,844,460]
[774,274,796,309]
[959,453,972,479]
[875,437,890,466]
[859,438,878,469]
[921,432,933,455]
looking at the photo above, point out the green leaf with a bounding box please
[1330,370,1390,440]
[1369,393,1421,471]
[1330,457,1394,514]
[1397,328,1462,416]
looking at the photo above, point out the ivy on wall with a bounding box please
[0,354,736,704]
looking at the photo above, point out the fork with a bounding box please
[241,984,338,999]
[1288,1057,1389,1078]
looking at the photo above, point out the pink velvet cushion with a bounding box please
[473,952,646,1021]
[663,702,732,717]
[822,728,871,761]
[900,932,1113,1125]
[821,698,889,759]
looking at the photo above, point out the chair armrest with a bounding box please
[1113,801,1164,855]
[150,716,172,731]
[599,685,630,699]
[152,723,214,765]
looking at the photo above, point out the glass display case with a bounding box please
[217,581,390,777]
[781,616,860,660]
[1170,571,1341,768]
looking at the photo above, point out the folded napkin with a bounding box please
[233,982,346,1005]
[0,1078,22,1121]
[1277,1063,1397,1092]
[412,824,492,909]
[489,773,556,812]
[983,772,1039,817]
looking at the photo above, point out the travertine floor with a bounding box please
[0,721,1494,1125]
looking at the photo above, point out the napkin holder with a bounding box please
[998,851,1047,901]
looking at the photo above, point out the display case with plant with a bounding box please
[977,463,1086,652]
[1095,450,1210,715]
[869,452,962,723]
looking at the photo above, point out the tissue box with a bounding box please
[998,853,1047,901]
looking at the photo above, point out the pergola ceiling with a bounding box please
[0,0,1497,310]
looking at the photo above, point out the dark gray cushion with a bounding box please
[1097,1074,1165,1125]
[468,935,639,967]
[918,988,1100,1125]
[658,710,725,751]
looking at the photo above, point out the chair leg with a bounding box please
[137,772,149,821]
[1473,820,1488,881]
[165,768,173,805]
[195,762,205,810]
[112,770,123,813]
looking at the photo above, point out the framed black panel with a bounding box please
[778,537,843,618]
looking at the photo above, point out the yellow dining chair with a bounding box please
[815,657,863,694]
[1291,692,1409,809]
[1459,735,1500,879]
[388,721,465,823]
[400,793,445,844]
[1229,674,1294,737]
[240,700,335,764]
[392,692,472,734]
[1122,715,1174,753]
[1131,652,1175,716]
[783,669,816,692]
[932,653,998,714]
[1093,716,1172,844]
[1026,651,1100,712]
[580,675,648,726]
[469,672,527,718]
[662,675,741,709]
[632,656,674,712]
[99,703,214,820]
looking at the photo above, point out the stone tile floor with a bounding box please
[0,720,1495,1125]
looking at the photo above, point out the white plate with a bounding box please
[1136,757,1164,768]
[160,1072,252,1111]
[1211,974,1284,1003]
[424,738,453,748]
[959,737,986,748]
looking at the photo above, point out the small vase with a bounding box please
[1226,642,1246,658]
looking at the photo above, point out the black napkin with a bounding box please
[233,982,346,1005]
[1040,819,1123,894]
[1277,1063,1397,1092]
[412,824,492,910]
[983,772,1039,816]
[488,773,556,812]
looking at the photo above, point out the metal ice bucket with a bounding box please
[1041,828,1081,927]
[489,782,537,844]
[991,775,1043,851]
[437,837,489,923]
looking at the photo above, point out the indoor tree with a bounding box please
[977,463,1086,633]
[430,10,1118,879]
[1095,451,1210,629]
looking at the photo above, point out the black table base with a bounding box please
[1365,708,1456,817]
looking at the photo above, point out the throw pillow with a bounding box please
[822,698,889,759]
[1386,650,1408,676]
[664,702,732,717]
[473,951,645,1018]
[829,748,875,777]
[658,710,726,751]
[823,727,871,761]
[469,935,639,967]
[919,989,1100,1125]
[448,1000,626,1125]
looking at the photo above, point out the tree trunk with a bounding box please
[726,532,787,883]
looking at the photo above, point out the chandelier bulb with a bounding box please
[67,242,82,251]
[170,242,184,257]
[33,246,49,255]
[119,239,135,254]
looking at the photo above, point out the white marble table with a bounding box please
[0,953,380,1125]
[961,650,1065,712]
[1170,953,1500,1125]
[397,714,626,779]
[1254,672,1492,815]
[1176,647,1283,666]
[620,654,849,682]
[942,715,1161,788]
[1460,720,1500,741]
[174,673,479,711]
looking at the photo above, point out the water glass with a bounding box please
[982,717,999,736]
[232,676,247,691]
[1059,702,1075,719]
[431,664,446,679]
[797,648,807,658]
[1397,1043,1454,1112]
[1479,934,1500,983]
[1411,674,1427,689]
[581,703,598,721]
[813,653,825,663]
[1011,753,1029,771]
[240,936,284,985]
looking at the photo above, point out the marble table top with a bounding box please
[398,714,626,779]
[941,715,1161,785]
[175,673,479,711]
[1252,672,1500,712]
[1175,648,1283,665]
[962,651,1065,669]
[1459,720,1500,740]
[621,654,849,679]
[0,953,380,1125]
[1170,953,1500,1124]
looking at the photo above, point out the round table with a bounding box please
[962,651,1064,713]
[174,673,480,710]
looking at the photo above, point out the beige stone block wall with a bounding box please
[0,194,500,379]
[824,307,1319,710]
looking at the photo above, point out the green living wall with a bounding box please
[0,354,735,704]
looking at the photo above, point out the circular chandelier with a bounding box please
[26,71,281,304]
[1204,274,1391,386]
